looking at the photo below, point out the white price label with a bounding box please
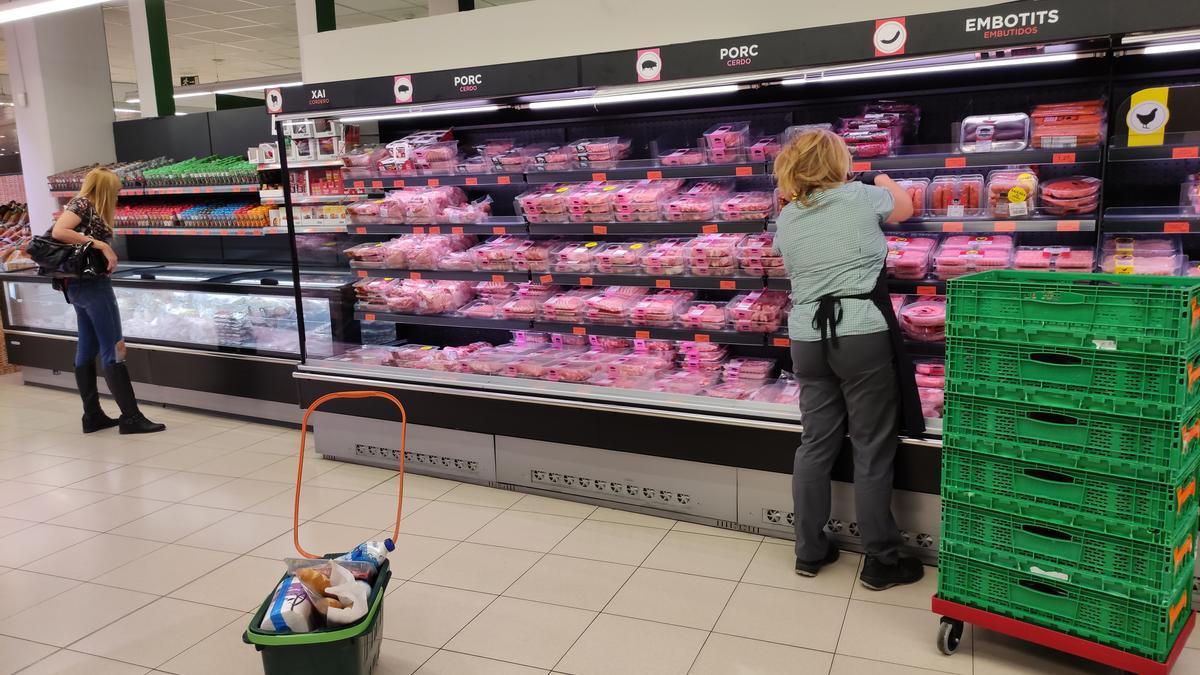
[1007,201,1028,217]
[947,204,965,218]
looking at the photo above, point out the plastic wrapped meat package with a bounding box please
[659,147,706,166]
[472,281,516,301]
[596,353,673,385]
[615,180,682,222]
[749,135,782,161]
[885,235,937,280]
[1013,246,1094,271]
[737,233,785,277]
[347,199,402,225]
[457,299,506,319]
[353,278,398,312]
[344,234,476,271]
[782,123,834,144]
[679,302,728,330]
[540,289,597,322]
[471,235,525,271]
[702,122,750,163]
[437,250,477,271]
[568,181,622,223]
[1039,176,1100,216]
[516,185,574,223]
[384,279,475,315]
[569,137,632,167]
[512,239,560,273]
[927,175,984,218]
[722,357,775,382]
[647,369,717,395]
[505,346,587,379]
[1185,175,1200,213]
[898,295,946,343]
[686,232,746,276]
[1188,261,1200,277]
[1100,236,1184,276]
[959,113,1030,152]
[1030,100,1105,149]
[411,141,458,172]
[719,192,775,221]
[665,180,735,221]
[726,290,789,332]
[463,343,548,376]
[587,335,633,352]
[396,186,468,224]
[934,235,1014,280]
[703,380,766,400]
[546,350,625,383]
[554,241,601,272]
[642,239,689,275]
[585,286,649,325]
[750,376,801,406]
[895,179,928,218]
[344,241,405,269]
[442,196,493,224]
[630,290,695,327]
[595,242,647,274]
[528,145,577,171]
[986,169,1038,218]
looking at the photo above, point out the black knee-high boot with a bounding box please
[101,362,165,434]
[75,361,118,433]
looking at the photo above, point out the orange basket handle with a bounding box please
[293,390,407,559]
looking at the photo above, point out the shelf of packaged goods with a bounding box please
[353,310,532,332]
[766,277,948,295]
[535,271,766,291]
[527,220,767,236]
[1101,208,1200,233]
[769,218,1094,234]
[532,321,770,346]
[351,269,531,283]
[843,147,1102,172]
[256,160,344,170]
[259,194,357,205]
[50,185,260,198]
[765,330,945,355]
[345,218,527,236]
[112,227,268,237]
[525,162,769,184]
[1106,140,1200,163]
[344,173,524,192]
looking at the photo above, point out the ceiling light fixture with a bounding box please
[0,0,107,25]
[338,104,503,123]
[113,107,140,114]
[125,97,140,103]
[175,112,188,116]
[214,81,303,95]
[172,91,212,100]
[1142,40,1200,55]
[528,84,740,110]
[782,52,1078,85]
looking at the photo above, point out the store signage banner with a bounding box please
[1115,84,1200,146]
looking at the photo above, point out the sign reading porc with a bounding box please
[636,48,662,82]
[873,17,907,56]
[394,75,414,104]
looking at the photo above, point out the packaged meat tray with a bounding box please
[630,290,695,327]
[702,122,750,163]
[540,290,597,322]
[650,370,720,395]
[344,241,404,269]
[914,359,946,389]
[568,181,621,223]
[1013,246,1095,271]
[719,192,775,221]
[515,184,574,223]
[585,287,648,325]
[437,250,477,271]
[986,169,1038,218]
[601,354,673,381]
[615,180,681,222]
[749,135,782,161]
[703,380,765,400]
[569,137,632,167]
[1184,176,1200,213]
[885,235,938,280]
[546,351,625,383]
[472,281,516,301]
[737,233,785,277]
[512,239,560,273]
[412,141,458,171]
[498,295,543,321]
[381,279,475,316]
[595,242,648,274]
[456,299,506,320]
[934,237,1014,280]
[726,290,789,332]
[658,148,706,166]
[528,145,577,171]
[782,123,834,145]
[642,239,689,275]
[959,113,1031,152]
[1039,175,1100,216]
[840,128,896,158]
[1187,261,1200,277]
[1102,236,1180,256]
[1100,254,1186,276]
[471,235,525,271]
[919,387,945,419]
[722,357,776,381]
[589,335,634,352]
[686,233,746,276]
[664,178,737,221]
[442,197,492,224]
[1030,100,1105,148]
[505,347,587,380]
[679,302,729,330]
[898,296,946,342]
[927,175,984,218]
[750,376,801,406]
[554,241,601,272]
[895,178,928,218]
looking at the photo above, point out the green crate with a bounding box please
[937,545,1192,662]
[940,446,1198,537]
[946,271,1200,356]
[944,392,1200,484]
[945,337,1200,420]
[244,559,391,675]
[940,497,1196,593]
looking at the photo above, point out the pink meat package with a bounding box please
[1013,246,1094,271]
[885,235,937,280]
[726,290,789,333]
[737,233,785,277]
[630,290,695,327]
[686,233,746,276]
[898,296,946,343]
[934,235,1014,279]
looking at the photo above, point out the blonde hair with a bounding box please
[773,129,851,206]
[78,168,121,227]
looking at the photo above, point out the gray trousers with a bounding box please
[791,331,903,564]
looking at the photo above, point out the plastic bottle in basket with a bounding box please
[335,538,395,571]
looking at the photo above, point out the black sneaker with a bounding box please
[795,547,840,577]
[859,556,925,590]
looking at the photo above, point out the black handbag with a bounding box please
[27,233,107,280]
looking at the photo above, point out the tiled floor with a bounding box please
[0,372,1198,674]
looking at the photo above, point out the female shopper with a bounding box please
[773,129,924,590]
[51,168,165,434]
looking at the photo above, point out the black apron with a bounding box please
[811,264,927,437]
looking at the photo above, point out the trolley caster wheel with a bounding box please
[937,618,964,655]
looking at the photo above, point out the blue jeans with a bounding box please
[66,277,124,368]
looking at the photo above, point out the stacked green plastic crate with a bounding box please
[938,270,1200,662]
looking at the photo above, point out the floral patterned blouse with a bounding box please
[64,196,111,243]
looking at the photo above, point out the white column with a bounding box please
[296,0,319,82]
[428,0,461,16]
[127,0,160,118]
[4,6,116,231]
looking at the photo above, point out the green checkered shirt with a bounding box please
[774,181,894,341]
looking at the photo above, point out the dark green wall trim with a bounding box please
[214,94,261,110]
[144,0,174,116]
[316,0,336,32]
[458,0,475,10]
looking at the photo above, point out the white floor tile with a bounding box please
[371,473,460,500]
[181,478,291,511]
[741,540,861,598]
[383,533,458,580]
[18,460,124,487]
[413,542,541,594]
[375,639,437,675]
[169,555,285,612]
[508,494,597,519]
[0,569,81,621]
[248,520,381,561]
[0,516,35,538]
[414,650,547,675]
[121,472,232,502]
[604,567,735,630]
[690,632,835,675]
[92,544,236,596]
[447,597,595,670]
[49,495,172,532]
[503,554,634,611]
[395,500,503,540]
[0,453,73,480]
[670,520,764,542]
[585,506,676,529]
[186,451,283,479]
[71,597,241,668]
[0,582,157,647]
[173,511,293,554]
[382,582,495,648]
[109,504,235,543]
[438,483,525,509]
[67,466,175,495]
[466,510,582,553]
[640,531,759,581]
[830,655,952,674]
[305,462,397,491]
[837,600,972,674]
[158,614,261,675]
[0,480,55,508]
[549,520,667,566]
[0,487,111,522]
[0,523,98,568]
[133,445,240,472]
[0,635,57,675]
[245,484,359,519]
[22,533,163,581]
[15,649,152,675]
[714,582,848,652]
[314,492,428,530]
[555,613,707,675]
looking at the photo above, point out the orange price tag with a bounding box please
[994,221,1017,232]
[735,166,754,176]
[635,330,651,339]
[539,275,553,284]
[492,226,507,235]
[941,222,964,232]
[428,226,441,234]
[772,337,790,347]
[491,275,505,283]
[917,285,937,295]
[409,272,422,280]
[364,313,376,322]
[356,270,368,278]
[591,173,607,181]
[497,175,512,185]
[1165,221,1191,233]
[655,279,671,288]
[392,179,405,188]
[1056,220,1081,232]
[1173,146,1200,160]
[451,226,465,235]
[579,276,594,286]
[353,181,365,189]
[944,156,967,168]
[354,226,367,234]
[851,161,872,172]
[719,280,737,290]
[592,225,609,235]
[694,333,711,343]
[1052,152,1076,164]
[204,187,214,193]
[413,226,426,234]
[646,170,663,180]
[701,224,719,234]
[465,177,479,185]
[371,180,383,189]
[572,326,587,335]
[427,178,440,187]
